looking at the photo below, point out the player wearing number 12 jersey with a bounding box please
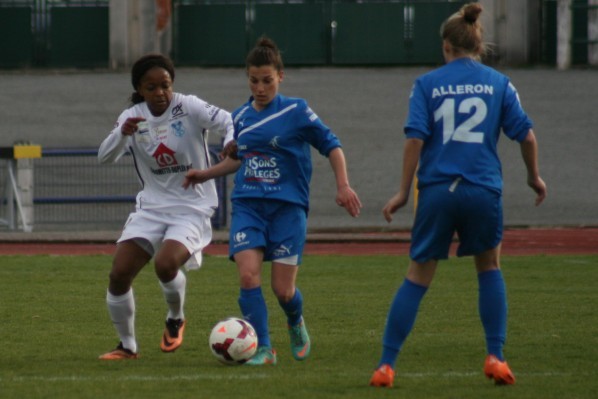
[369,2,547,388]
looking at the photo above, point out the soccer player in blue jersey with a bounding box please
[184,37,362,365]
[369,3,546,388]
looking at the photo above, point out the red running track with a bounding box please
[0,228,596,256]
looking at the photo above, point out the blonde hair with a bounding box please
[441,2,486,58]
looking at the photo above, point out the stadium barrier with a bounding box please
[0,145,41,232]
[0,146,227,232]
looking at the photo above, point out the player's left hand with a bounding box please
[336,185,362,217]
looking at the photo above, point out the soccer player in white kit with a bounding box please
[97,54,234,359]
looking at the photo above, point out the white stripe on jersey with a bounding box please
[233,106,250,125]
[237,103,297,138]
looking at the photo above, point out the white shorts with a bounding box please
[117,208,213,270]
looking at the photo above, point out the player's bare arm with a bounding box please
[519,129,547,206]
[328,148,362,217]
[383,138,423,223]
[183,157,241,189]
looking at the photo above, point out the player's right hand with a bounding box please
[220,140,239,160]
[121,117,146,136]
[183,169,210,189]
[528,176,547,206]
[382,192,409,223]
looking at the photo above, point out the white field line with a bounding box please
[2,374,268,383]
[0,370,587,383]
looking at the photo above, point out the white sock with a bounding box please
[106,289,137,353]
[160,270,186,321]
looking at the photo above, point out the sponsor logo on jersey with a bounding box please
[172,102,184,118]
[269,136,280,149]
[243,153,281,184]
[233,231,250,248]
[273,244,292,258]
[205,103,221,121]
[171,120,185,137]
[306,107,318,122]
[153,143,177,168]
[234,231,247,243]
[150,143,193,175]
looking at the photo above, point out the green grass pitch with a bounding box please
[0,253,596,399]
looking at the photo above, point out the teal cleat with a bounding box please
[245,346,277,366]
[288,317,311,360]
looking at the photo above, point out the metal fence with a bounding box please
[6,146,227,232]
[0,0,109,68]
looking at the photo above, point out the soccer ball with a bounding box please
[209,317,258,365]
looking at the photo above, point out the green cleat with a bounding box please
[245,346,277,366]
[288,317,311,360]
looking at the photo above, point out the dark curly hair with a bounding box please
[130,54,175,104]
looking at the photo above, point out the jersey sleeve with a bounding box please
[501,81,533,142]
[404,80,431,140]
[187,95,235,146]
[296,99,341,156]
[98,109,132,164]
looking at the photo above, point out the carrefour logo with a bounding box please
[234,231,247,243]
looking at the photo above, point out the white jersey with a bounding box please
[98,93,234,216]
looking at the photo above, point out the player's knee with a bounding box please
[271,285,294,303]
[154,257,179,282]
[238,270,260,289]
[108,269,134,294]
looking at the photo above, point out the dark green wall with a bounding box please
[174,1,469,66]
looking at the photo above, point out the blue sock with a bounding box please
[379,278,428,368]
[478,269,507,361]
[238,287,271,348]
[278,288,303,327]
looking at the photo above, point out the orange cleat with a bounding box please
[99,342,139,360]
[369,364,395,388]
[161,318,186,352]
[484,355,516,385]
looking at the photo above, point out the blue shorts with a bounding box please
[410,180,503,263]
[229,198,307,265]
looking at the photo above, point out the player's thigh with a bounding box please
[265,203,307,265]
[159,212,212,268]
[410,183,457,263]
[456,185,503,257]
[111,239,152,282]
[117,209,168,256]
[229,199,267,258]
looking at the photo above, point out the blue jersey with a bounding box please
[405,58,532,193]
[231,94,341,209]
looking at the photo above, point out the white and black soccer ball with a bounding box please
[209,317,258,365]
